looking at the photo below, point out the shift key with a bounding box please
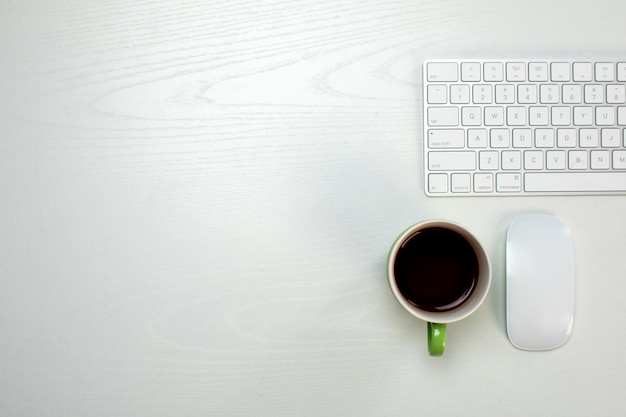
[427,107,459,126]
[428,151,476,171]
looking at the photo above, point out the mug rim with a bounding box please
[387,220,492,324]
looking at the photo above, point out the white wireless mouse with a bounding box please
[506,214,575,350]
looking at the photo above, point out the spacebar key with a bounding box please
[525,172,626,192]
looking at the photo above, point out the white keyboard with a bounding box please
[423,59,626,196]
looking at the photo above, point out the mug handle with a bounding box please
[428,322,446,356]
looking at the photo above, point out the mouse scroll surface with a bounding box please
[506,215,575,351]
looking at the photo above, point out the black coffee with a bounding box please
[393,227,479,312]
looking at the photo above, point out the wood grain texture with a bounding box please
[2,1,626,416]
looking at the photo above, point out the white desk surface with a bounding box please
[2,1,626,416]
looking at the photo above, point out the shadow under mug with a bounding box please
[387,220,492,356]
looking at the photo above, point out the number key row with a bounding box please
[427,83,626,105]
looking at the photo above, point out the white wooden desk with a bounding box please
[2,1,626,415]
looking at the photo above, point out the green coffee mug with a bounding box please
[387,220,492,356]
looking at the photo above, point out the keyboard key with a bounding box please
[614,151,626,169]
[507,106,527,126]
[506,63,526,81]
[585,84,604,103]
[551,62,570,81]
[618,107,626,125]
[535,128,555,147]
[551,107,571,126]
[427,107,459,126]
[450,84,470,104]
[525,172,626,192]
[473,84,493,104]
[579,129,599,148]
[573,62,593,81]
[528,62,548,81]
[462,107,482,125]
[467,129,488,148]
[557,128,577,148]
[428,129,465,148]
[495,84,515,103]
[591,150,610,169]
[569,150,588,169]
[529,107,549,126]
[461,62,481,81]
[601,128,621,148]
[618,63,626,81]
[546,150,567,170]
[562,84,582,103]
[427,62,458,81]
[428,151,476,171]
[473,173,493,192]
[479,151,499,170]
[484,62,504,81]
[484,107,505,126]
[513,128,532,148]
[540,85,559,103]
[496,173,522,192]
[573,106,593,126]
[428,173,449,193]
[518,84,538,103]
[596,106,615,125]
[524,150,544,170]
[451,173,471,192]
[490,128,510,147]
[595,63,614,81]
[607,85,626,103]
[502,150,522,170]
[427,85,448,104]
